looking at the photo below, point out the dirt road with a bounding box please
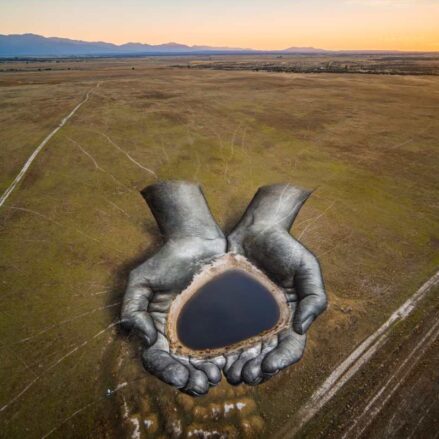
[347,326,439,439]
[295,283,439,439]
[0,82,100,208]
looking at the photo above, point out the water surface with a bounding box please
[177,269,280,350]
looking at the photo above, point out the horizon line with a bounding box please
[2,32,439,54]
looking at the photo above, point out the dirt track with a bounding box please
[349,326,439,439]
[295,283,439,439]
[0,82,100,207]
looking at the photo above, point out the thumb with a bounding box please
[293,295,326,334]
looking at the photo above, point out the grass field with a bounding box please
[175,53,439,75]
[0,56,438,438]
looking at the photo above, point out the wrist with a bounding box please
[141,181,224,240]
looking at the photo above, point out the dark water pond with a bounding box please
[177,269,280,350]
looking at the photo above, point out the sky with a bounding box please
[1,0,438,51]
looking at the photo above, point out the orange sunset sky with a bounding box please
[1,0,438,51]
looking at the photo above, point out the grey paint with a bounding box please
[121,181,327,395]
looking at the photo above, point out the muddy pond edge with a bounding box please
[167,253,292,358]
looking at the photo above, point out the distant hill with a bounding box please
[0,34,430,58]
[0,34,253,57]
[282,46,326,53]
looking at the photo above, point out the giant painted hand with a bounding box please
[224,184,327,385]
[121,181,227,396]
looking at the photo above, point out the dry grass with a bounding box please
[0,56,438,438]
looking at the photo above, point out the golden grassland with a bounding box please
[177,53,439,75]
[0,57,438,438]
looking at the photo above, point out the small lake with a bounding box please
[176,269,280,350]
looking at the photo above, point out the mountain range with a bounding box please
[0,34,328,57]
[0,33,421,58]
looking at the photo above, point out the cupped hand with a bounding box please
[122,182,327,393]
[224,184,327,385]
[121,181,227,395]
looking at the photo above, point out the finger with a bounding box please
[261,329,306,375]
[143,334,212,396]
[121,268,157,346]
[128,312,157,346]
[293,249,327,335]
[284,288,298,303]
[224,352,240,374]
[175,356,210,396]
[141,333,189,389]
[210,355,226,370]
[225,344,262,385]
[190,358,222,386]
[142,348,189,389]
[183,367,209,396]
[241,337,278,385]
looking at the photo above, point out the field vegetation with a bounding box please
[0,55,438,438]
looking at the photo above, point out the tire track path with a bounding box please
[0,82,101,208]
[275,270,439,438]
[341,317,439,438]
